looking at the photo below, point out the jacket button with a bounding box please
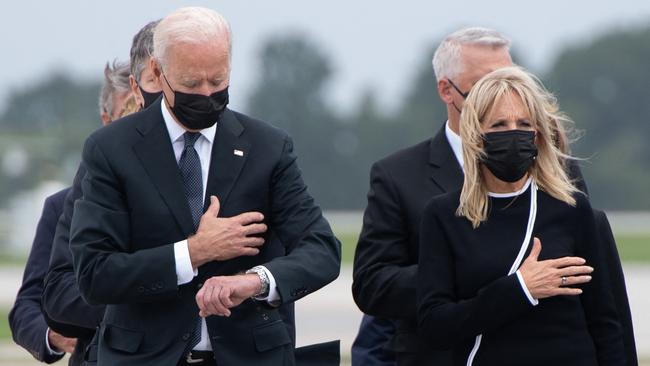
[182,333,190,341]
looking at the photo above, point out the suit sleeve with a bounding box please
[261,135,341,304]
[416,200,534,349]
[9,195,66,364]
[69,135,179,305]
[43,165,105,336]
[592,209,637,366]
[575,200,626,365]
[352,162,418,319]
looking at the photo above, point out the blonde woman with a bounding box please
[416,67,625,365]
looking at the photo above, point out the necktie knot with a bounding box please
[184,132,201,148]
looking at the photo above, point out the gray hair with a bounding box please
[432,27,511,81]
[99,60,131,115]
[153,7,232,70]
[130,19,160,83]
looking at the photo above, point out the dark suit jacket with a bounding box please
[352,126,592,366]
[593,209,637,366]
[351,315,396,366]
[42,165,106,366]
[68,100,341,366]
[9,188,69,364]
[352,127,461,365]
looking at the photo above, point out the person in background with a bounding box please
[128,19,162,109]
[352,27,515,366]
[9,58,134,365]
[8,188,76,364]
[98,60,132,124]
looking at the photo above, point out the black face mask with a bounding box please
[137,84,162,109]
[482,130,538,182]
[161,73,229,130]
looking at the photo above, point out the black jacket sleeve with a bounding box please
[9,192,66,363]
[575,198,626,365]
[260,135,341,304]
[352,162,418,319]
[43,165,105,337]
[592,209,637,366]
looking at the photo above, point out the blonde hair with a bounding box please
[457,66,578,228]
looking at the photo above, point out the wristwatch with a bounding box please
[246,266,270,298]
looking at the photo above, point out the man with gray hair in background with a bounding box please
[69,6,340,366]
[352,27,513,366]
[98,60,132,124]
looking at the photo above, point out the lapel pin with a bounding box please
[233,149,244,157]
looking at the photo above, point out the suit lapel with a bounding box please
[428,124,464,193]
[204,109,250,212]
[132,100,195,237]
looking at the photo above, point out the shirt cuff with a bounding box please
[516,270,539,306]
[45,328,65,356]
[174,240,198,285]
[253,266,280,306]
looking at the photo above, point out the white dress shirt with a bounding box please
[444,120,464,171]
[162,101,279,351]
[45,328,64,356]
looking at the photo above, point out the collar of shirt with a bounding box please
[160,98,217,149]
[445,120,464,171]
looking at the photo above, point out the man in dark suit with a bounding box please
[351,27,513,366]
[68,7,340,366]
[42,22,162,366]
[9,188,76,364]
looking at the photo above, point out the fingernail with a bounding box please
[586,276,592,280]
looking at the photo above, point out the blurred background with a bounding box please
[0,0,648,364]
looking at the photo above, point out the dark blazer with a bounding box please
[352,127,461,366]
[593,209,637,366]
[42,165,106,366]
[68,99,341,366]
[9,188,69,364]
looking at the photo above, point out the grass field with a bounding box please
[338,232,650,263]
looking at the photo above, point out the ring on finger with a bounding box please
[561,276,568,286]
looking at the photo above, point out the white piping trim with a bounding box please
[466,334,482,366]
[466,181,538,366]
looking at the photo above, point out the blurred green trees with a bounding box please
[1,25,649,210]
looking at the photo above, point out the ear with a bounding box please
[151,58,162,80]
[129,75,145,108]
[438,79,454,105]
[100,112,111,125]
